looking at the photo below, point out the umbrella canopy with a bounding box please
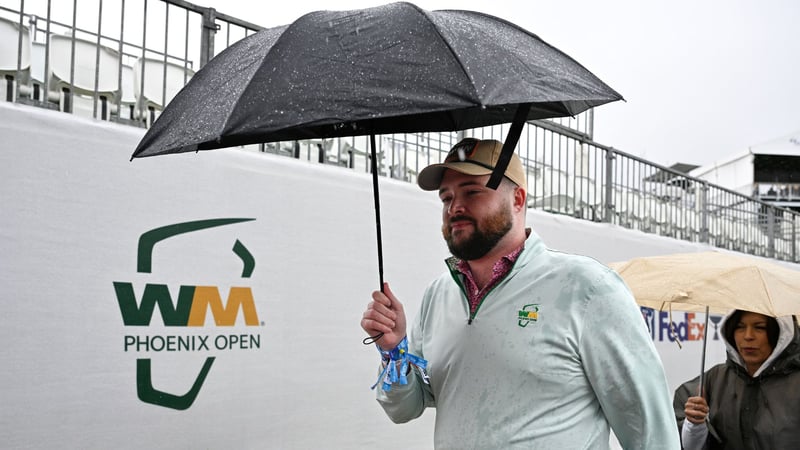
[130,3,623,345]
[131,1,622,158]
[609,251,800,317]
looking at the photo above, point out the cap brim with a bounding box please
[417,162,494,191]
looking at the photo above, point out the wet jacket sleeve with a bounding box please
[579,269,681,450]
[681,421,708,450]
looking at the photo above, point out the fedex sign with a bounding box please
[640,307,724,342]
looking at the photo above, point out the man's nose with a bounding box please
[447,196,465,216]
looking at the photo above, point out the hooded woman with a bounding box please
[679,309,800,449]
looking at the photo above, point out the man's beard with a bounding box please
[442,202,513,261]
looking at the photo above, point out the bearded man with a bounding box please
[360,138,680,450]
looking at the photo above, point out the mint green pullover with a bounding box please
[377,232,679,450]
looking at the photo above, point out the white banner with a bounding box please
[1,102,726,448]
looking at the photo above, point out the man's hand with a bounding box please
[361,282,407,350]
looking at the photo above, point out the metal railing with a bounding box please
[0,0,261,124]
[2,0,797,263]
[257,125,799,263]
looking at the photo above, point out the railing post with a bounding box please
[5,75,13,102]
[138,0,148,124]
[317,143,325,164]
[116,0,125,120]
[586,108,594,140]
[93,0,103,119]
[15,0,25,103]
[42,3,52,106]
[792,214,797,262]
[699,182,709,244]
[767,207,776,258]
[199,8,219,69]
[603,148,615,223]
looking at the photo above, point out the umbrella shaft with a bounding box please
[370,134,385,291]
[699,305,710,396]
[363,134,386,346]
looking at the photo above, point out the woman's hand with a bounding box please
[684,395,709,425]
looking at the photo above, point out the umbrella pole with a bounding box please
[369,133,385,290]
[363,134,385,345]
[698,305,710,396]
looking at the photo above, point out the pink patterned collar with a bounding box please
[451,244,524,316]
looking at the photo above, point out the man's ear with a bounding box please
[513,186,527,211]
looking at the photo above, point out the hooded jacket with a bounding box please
[680,311,800,450]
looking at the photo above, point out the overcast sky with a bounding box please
[199,0,800,169]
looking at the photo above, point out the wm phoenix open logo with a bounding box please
[113,218,259,410]
[518,304,540,327]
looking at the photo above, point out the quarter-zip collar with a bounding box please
[445,228,544,323]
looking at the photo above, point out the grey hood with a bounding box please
[720,310,800,378]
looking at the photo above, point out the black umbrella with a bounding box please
[131,2,622,339]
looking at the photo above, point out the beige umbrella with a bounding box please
[609,250,800,389]
[608,251,800,317]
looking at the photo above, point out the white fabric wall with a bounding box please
[1,101,735,448]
